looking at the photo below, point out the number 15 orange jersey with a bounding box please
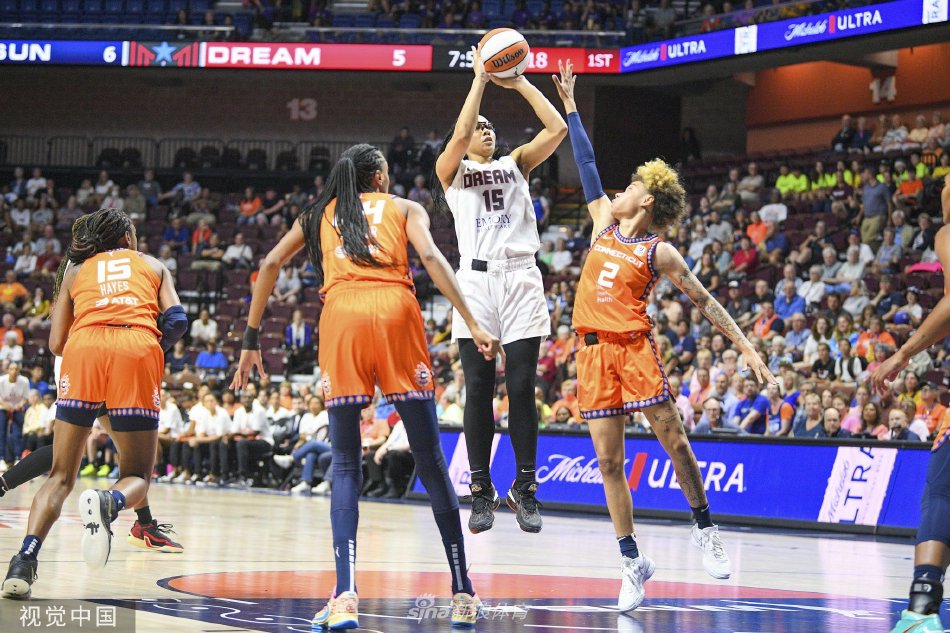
[69,249,161,337]
[572,225,660,336]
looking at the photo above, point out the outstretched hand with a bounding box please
[740,348,778,386]
[230,349,268,391]
[472,46,489,84]
[490,73,528,90]
[551,59,576,104]
[869,351,907,397]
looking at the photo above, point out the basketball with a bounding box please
[479,28,531,78]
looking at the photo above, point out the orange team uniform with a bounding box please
[573,226,668,419]
[56,249,164,431]
[317,192,434,407]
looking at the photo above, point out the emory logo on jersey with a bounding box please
[59,374,70,396]
[414,362,432,388]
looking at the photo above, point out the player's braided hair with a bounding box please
[430,121,508,215]
[300,143,386,289]
[52,207,132,301]
[636,159,687,231]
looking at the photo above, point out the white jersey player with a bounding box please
[433,47,566,535]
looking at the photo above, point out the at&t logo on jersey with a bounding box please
[414,363,432,388]
[59,374,70,396]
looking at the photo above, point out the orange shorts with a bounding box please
[317,284,433,408]
[576,331,670,420]
[56,326,163,431]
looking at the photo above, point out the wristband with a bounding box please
[242,326,261,350]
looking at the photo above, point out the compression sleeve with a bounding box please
[568,111,605,203]
[159,305,188,353]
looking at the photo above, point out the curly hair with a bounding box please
[52,208,132,302]
[636,159,687,231]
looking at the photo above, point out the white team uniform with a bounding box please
[446,155,550,345]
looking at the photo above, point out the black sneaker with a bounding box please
[468,482,500,534]
[506,481,543,533]
[2,554,37,599]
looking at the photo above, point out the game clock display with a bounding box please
[433,46,619,74]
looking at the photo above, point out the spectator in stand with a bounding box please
[21,388,51,452]
[893,168,924,212]
[767,336,792,374]
[811,342,836,384]
[654,0,677,37]
[101,185,124,212]
[164,217,190,254]
[19,287,51,334]
[7,199,30,231]
[187,187,218,226]
[550,239,573,273]
[0,271,28,311]
[869,275,903,322]
[0,331,23,363]
[259,188,286,225]
[387,126,415,174]
[222,232,254,269]
[934,153,950,180]
[551,379,581,422]
[850,115,872,153]
[888,408,921,441]
[914,382,946,438]
[796,265,825,307]
[0,362,29,468]
[737,162,764,204]
[764,381,793,436]
[13,244,36,280]
[761,221,789,265]
[910,213,936,254]
[724,280,752,324]
[160,172,201,206]
[158,244,178,278]
[906,114,929,151]
[733,377,769,434]
[790,220,835,268]
[731,235,758,279]
[273,264,302,305]
[876,114,908,153]
[758,190,788,224]
[823,246,862,295]
[190,309,218,344]
[774,263,800,297]
[692,250,721,294]
[56,196,82,229]
[285,309,313,372]
[842,280,870,319]
[875,227,903,272]
[894,287,924,328]
[751,300,783,341]
[853,401,888,439]
[792,393,823,438]
[30,197,54,230]
[138,169,162,206]
[75,178,95,206]
[193,233,226,271]
[92,170,114,204]
[774,282,806,321]
[408,174,433,211]
[688,366,714,416]
[238,187,263,225]
[34,224,61,255]
[745,210,767,246]
[191,218,213,254]
[693,397,741,434]
[784,313,812,361]
[274,395,331,494]
[858,167,892,246]
[832,338,866,390]
[832,114,855,151]
[195,342,229,381]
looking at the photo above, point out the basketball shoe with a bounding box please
[618,554,655,612]
[1,554,37,599]
[690,524,731,579]
[468,482,500,534]
[78,489,115,569]
[506,481,543,533]
[890,610,945,632]
[451,592,482,628]
[312,591,358,630]
[128,520,184,553]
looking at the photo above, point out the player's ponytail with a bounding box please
[300,143,386,289]
[52,208,132,302]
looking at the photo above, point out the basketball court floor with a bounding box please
[0,480,943,632]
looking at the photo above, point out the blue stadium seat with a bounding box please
[18,0,38,15]
[399,13,421,28]
[167,0,185,13]
[488,18,509,28]
[232,12,252,34]
[188,13,202,24]
[39,0,58,13]
[526,0,544,17]
[103,0,122,13]
[375,14,393,27]
[483,0,500,15]
[353,14,375,27]
[59,0,79,12]
[331,13,354,27]
[82,0,103,13]
[125,0,142,12]
[0,0,16,16]
[146,0,165,14]
[190,0,209,11]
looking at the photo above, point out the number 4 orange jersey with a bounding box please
[68,249,162,337]
[572,225,660,335]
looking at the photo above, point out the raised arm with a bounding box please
[231,221,306,389]
[654,241,776,385]
[435,47,490,189]
[501,75,568,177]
[402,199,499,360]
[551,60,614,239]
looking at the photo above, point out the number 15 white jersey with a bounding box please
[445,155,540,261]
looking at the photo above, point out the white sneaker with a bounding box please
[78,489,113,569]
[173,472,188,484]
[312,481,330,495]
[618,554,655,612]
[291,481,311,495]
[690,524,732,579]
[0,460,8,472]
[273,454,294,469]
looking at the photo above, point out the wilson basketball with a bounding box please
[479,28,530,78]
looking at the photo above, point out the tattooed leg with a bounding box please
[643,400,709,509]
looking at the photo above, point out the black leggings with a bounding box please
[460,337,541,486]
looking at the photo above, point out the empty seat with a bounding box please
[96,147,122,168]
[275,150,297,171]
[120,147,142,168]
[245,148,267,170]
[198,145,220,169]
[173,146,198,170]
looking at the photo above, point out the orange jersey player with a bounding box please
[552,60,775,614]
[232,144,499,630]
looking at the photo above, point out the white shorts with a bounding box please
[452,258,551,346]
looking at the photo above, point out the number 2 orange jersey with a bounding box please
[319,192,414,299]
[68,249,161,337]
[572,225,661,335]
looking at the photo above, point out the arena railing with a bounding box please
[0,23,236,39]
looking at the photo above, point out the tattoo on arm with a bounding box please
[677,269,753,350]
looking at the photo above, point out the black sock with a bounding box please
[692,505,713,529]
[618,534,639,560]
[19,535,41,558]
[469,469,492,492]
[909,565,945,615]
[515,467,536,488]
[135,506,153,525]
[435,510,474,595]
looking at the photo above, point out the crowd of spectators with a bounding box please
[0,108,946,498]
